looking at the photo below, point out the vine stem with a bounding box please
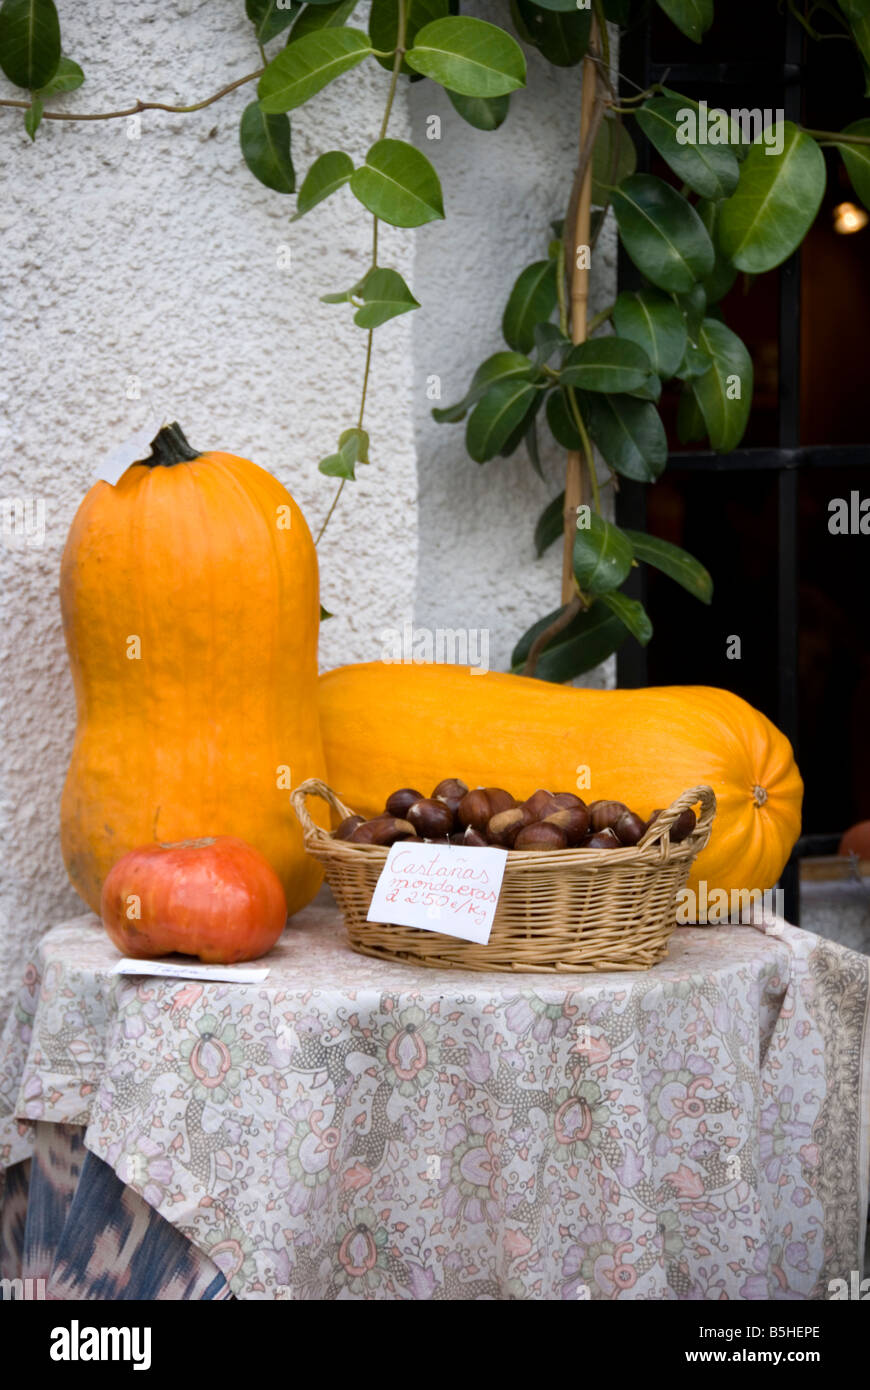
[523,595,583,679]
[316,0,407,548]
[526,20,605,677]
[561,18,604,607]
[0,69,263,120]
[567,388,601,513]
[800,126,870,145]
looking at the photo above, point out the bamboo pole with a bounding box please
[561,24,599,606]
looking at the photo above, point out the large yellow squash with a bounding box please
[318,662,803,896]
[61,422,327,915]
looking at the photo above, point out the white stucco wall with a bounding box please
[0,0,613,1022]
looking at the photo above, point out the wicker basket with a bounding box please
[290,779,716,974]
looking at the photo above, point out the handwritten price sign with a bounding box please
[366,842,509,945]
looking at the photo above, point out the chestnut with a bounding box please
[487,805,534,848]
[580,828,622,849]
[646,809,663,831]
[669,809,697,844]
[523,788,560,820]
[386,787,425,819]
[431,777,469,819]
[590,800,629,832]
[614,811,647,846]
[514,822,568,851]
[551,792,586,811]
[542,807,590,846]
[457,786,515,832]
[462,826,489,848]
[334,814,365,841]
[406,797,455,839]
[350,817,416,846]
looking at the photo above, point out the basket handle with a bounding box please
[637,784,716,850]
[290,778,357,840]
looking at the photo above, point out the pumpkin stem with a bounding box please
[140,421,200,468]
[753,785,768,807]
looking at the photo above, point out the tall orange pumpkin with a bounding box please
[318,662,803,898]
[60,422,327,915]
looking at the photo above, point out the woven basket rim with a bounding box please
[290,778,716,871]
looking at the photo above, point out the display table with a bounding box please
[1,895,869,1300]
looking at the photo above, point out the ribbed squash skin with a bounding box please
[318,662,803,896]
[61,447,327,915]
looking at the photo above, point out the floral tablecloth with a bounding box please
[1,896,868,1300]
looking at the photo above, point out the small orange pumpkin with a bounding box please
[101,835,287,963]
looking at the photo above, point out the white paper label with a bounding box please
[112,957,270,984]
[96,416,164,485]
[366,841,508,945]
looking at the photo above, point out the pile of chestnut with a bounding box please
[333,779,696,852]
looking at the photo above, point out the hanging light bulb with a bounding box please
[833,201,868,234]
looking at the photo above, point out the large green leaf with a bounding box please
[601,0,632,19]
[690,318,753,451]
[696,199,738,304]
[466,379,539,462]
[352,267,420,328]
[0,0,59,89]
[293,149,353,218]
[835,117,870,211]
[591,115,636,206]
[840,0,870,66]
[289,0,358,41]
[510,601,628,681]
[406,16,526,97]
[560,337,652,394]
[239,103,296,193]
[583,394,668,482]
[350,138,444,226]
[534,491,565,557]
[433,351,536,423]
[246,0,301,43]
[502,259,558,353]
[611,174,714,292]
[573,512,634,594]
[675,282,706,340]
[612,289,686,379]
[676,383,707,442]
[655,0,712,42]
[369,0,448,74]
[258,27,372,112]
[545,389,582,449]
[446,89,510,130]
[512,0,590,66]
[599,590,653,644]
[623,528,712,603]
[636,96,739,200]
[718,122,826,273]
[37,55,83,95]
[498,392,542,459]
[533,321,570,365]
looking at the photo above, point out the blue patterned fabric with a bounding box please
[1,1122,231,1300]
